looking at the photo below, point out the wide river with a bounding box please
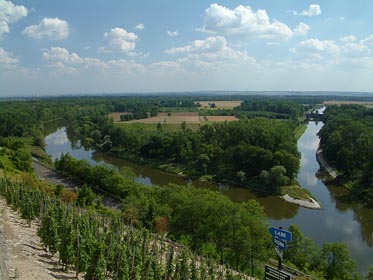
[44,121,373,275]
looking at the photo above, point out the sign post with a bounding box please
[267,226,292,276]
[268,227,292,242]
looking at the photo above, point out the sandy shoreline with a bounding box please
[282,194,322,209]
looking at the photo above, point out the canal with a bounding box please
[45,121,373,274]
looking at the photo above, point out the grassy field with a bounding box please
[112,111,238,125]
[196,101,242,109]
[323,100,373,107]
[280,184,315,200]
[114,122,202,132]
[294,124,307,140]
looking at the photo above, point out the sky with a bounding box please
[1,0,373,97]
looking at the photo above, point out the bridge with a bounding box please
[306,112,325,122]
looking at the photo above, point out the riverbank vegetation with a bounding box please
[318,105,373,207]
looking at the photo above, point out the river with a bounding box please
[44,122,373,275]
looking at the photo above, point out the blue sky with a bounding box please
[1,0,373,96]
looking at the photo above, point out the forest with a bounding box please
[318,105,373,207]
[1,95,372,279]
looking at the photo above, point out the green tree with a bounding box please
[77,185,95,207]
[284,224,321,272]
[321,242,357,280]
[366,266,373,280]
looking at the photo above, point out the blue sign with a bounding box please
[269,227,292,242]
[272,237,287,250]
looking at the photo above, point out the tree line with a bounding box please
[318,105,373,207]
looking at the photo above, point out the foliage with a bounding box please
[0,177,256,279]
[284,224,359,280]
[318,105,373,206]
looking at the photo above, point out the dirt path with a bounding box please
[31,159,74,188]
[31,159,120,210]
[0,197,80,280]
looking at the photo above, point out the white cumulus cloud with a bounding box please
[42,47,108,72]
[361,35,373,47]
[300,4,322,17]
[0,0,28,38]
[165,36,231,55]
[167,30,178,37]
[341,43,370,58]
[0,47,19,71]
[164,36,257,72]
[294,23,310,36]
[42,47,146,74]
[99,27,138,53]
[135,23,144,30]
[200,4,293,41]
[22,17,69,40]
[291,38,340,60]
[340,35,357,43]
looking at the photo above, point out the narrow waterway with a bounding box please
[44,122,373,275]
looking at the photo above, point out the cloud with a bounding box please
[42,47,108,72]
[291,39,340,60]
[340,35,356,43]
[0,21,10,36]
[98,27,138,53]
[165,36,238,57]
[0,47,19,70]
[341,43,370,58]
[292,38,370,60]
[294,23,310,36]
[0,0,28,38]
[199,4,293,41]
[167,30,178,37]
[361,35,373,47]
[42,46,146,74]
[299,4,322,17]
[285,37,373,72]
[135,23,144,30]
[22,17,69,40]
[164,36,257,73]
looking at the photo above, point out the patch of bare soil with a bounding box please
[0,197,81,280]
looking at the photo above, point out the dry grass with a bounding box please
[116,112,238,124]
[205,116,238,122]
[109,112,132,122]
[323,100,373,107]
[196,101,242,109]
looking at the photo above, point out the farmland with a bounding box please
[323,100,373,107]
[111,111,238,124]
[196,100,242,109]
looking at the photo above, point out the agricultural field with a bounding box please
[111,111,238,124]
[110,112,133,122]
[196,100,242,109]
[114,122,202,132]
[323,100,373,107]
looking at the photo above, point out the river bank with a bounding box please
[316,148,337,179]
[106,149,321,209]
[282,194,321,209]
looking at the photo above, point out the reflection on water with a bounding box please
[44,123,373,275]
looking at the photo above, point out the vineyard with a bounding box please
[0,178,252,280]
